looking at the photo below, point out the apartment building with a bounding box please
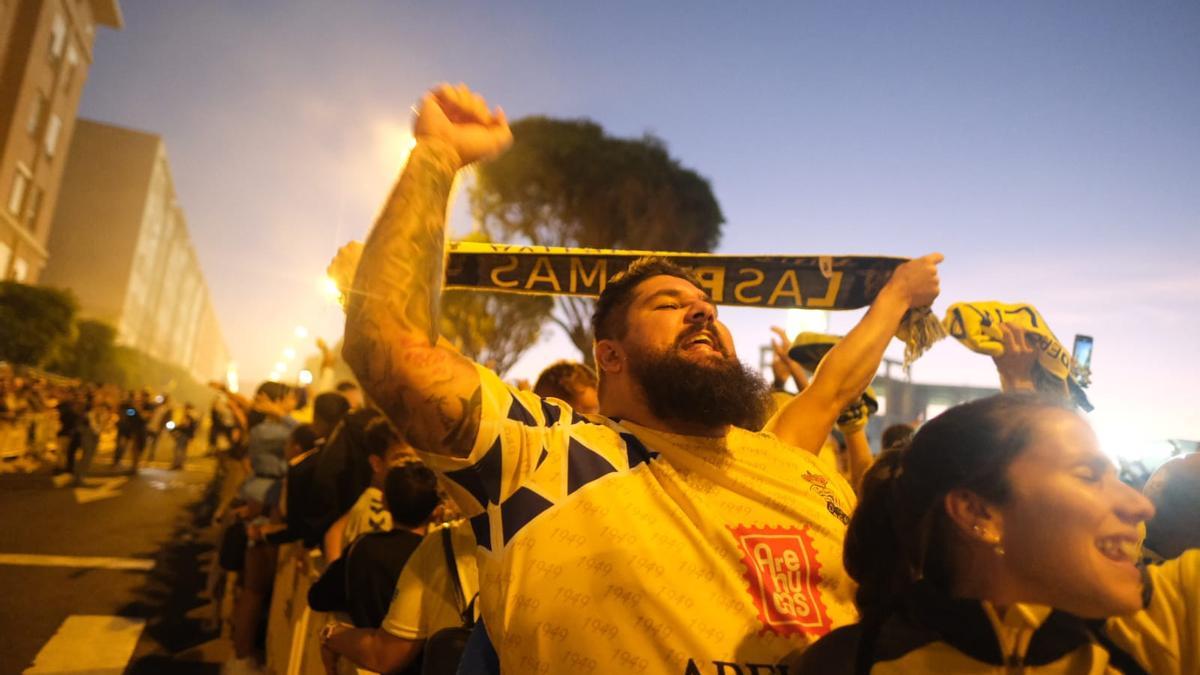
[0,0,122,282]
[41,119,229,383]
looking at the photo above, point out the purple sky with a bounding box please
[77,1,1200,451]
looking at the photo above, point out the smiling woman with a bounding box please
[792,394,1200,674]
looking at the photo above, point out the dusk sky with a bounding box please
[77,1,1199,455]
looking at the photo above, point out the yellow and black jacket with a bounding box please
[792,550,1199,674]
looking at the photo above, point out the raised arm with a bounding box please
[765,254,942,452]
[342,85,512,457]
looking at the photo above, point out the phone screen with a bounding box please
[1072,334,1094,370]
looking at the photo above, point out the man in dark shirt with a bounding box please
[308,462,441,630]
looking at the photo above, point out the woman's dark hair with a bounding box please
[289,424,320,453]
[844,393,1070,616]
[383,462,441,527]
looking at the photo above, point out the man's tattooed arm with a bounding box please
[342,138,482,458]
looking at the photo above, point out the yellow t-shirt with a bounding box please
[415,365,858,674]
[381,519,480,640]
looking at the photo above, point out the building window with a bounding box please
[62,44,79,94]
[12,257,28,283]
[7,168,31,216]
[44,114,62,157]
[23,186,44,228]
[0,241,11,279]
[26,91,47,136]
[48,13,67,62]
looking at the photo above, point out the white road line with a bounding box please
[24,614,145,674]
[0,553,155,571]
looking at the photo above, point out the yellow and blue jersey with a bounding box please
[413,365,858,674]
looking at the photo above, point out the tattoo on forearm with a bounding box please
[347,142,456,344]
[344,141,482,456]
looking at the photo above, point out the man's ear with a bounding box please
[944,488,1005,546]
[594,340,624,375]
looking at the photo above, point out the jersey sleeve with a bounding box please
[412,363,576,518]
[1106,549,1200,674]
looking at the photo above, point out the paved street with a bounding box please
[0,447,225,674]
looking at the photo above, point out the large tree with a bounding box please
[439,233,553,377]
[0,282,77,367]
[470,116,724,362]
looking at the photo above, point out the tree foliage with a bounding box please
[0,282,77,367]
[49,319,123,383]
[439,232,553,377]
[470,116,725,361]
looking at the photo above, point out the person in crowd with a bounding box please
[792,393,1199,674]
[770,326,876,491]
[335,381,363,410]
[55,388,83,475]
[323,417,416,561]
[1141,452,1200,563]
[114,391,151,472]
[114,391,136,465]
[145,394,171,463]
[310,462,442,633]
[310,391,351,440]
[238,382,299,510]
[880,422,915,452]
[210,395,238,455]
[339,83,942,671]
[170,402,199,470]
[208,388,250,522]
[531,360,599,414]
[75,395,115,484]
[320,512,479,675]
[223,382,300,675]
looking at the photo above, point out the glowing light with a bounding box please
[294,326,309,339]
[785,309,830,339]
[225,362,239,394]
[375,121,417,172]
[283,347,296,360]
[274,361,286,373]
[298,369,313,386]
[320,275,342,304]
[165,421,176,430]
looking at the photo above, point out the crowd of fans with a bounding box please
[0,364,202,482]
[204,84,1200,675]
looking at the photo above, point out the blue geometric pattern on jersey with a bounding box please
[506,396,539,427]
[566,437,617,494]
[539,399,562,426]
[470,510,493,552]
[500,487,554,545]
[621,432,659,469]
[443,436,504,507]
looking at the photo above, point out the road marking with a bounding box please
[24,615,145,674]
[73,476,128,504]
[0,553,155,571]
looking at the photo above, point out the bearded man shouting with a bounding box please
[340,83,941,674]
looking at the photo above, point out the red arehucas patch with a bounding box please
[728,524,832,637]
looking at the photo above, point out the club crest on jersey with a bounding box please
[729,524,832,637]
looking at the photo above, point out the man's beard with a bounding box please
[626,336,772,432]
